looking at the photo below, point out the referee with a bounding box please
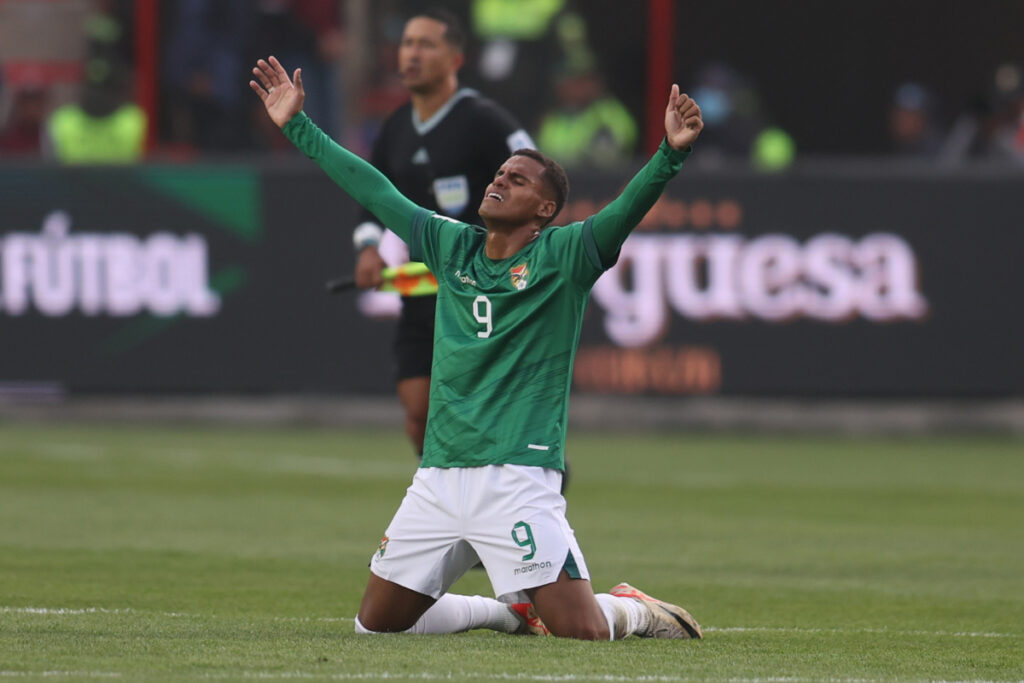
[352,9,534,455]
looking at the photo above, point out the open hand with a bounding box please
[250,56,304,129]
[665,84,703,151]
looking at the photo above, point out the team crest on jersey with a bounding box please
[510,263,529,291]
[377,535,389,557]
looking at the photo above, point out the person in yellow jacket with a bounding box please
[470,0,579,132]
[46,64,146,164]
[537,66,637,168]
[472,0,566,44]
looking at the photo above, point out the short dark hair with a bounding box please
[413,8,466,51]
[512,148,569,227]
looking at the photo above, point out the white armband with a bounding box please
[353,222,384,250]
[507,129,535,153]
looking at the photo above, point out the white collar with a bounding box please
[411,88,478,135]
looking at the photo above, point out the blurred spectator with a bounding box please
[984,62,1024,163]
[85,1,134,69]
[690,61,795,170]
[251,0,346,145]
[469,0,581,131]
[472,0,565,79]
[690,62,761,157]
[162,0,255,152]
[887,82,943,158]
[0,82,49,156]
[751,126,796,172]
[161,1,346,154]
[941,62,1024,165]
[45,61,145,163]
[44,1,145,163]
[351,6,408,155]
[536,64,636,168]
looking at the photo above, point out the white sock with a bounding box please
[594,594,623,640]
[595,594,649,639]
[404,594,520,634]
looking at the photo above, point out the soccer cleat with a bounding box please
[509,602,550,636]
[609,583,703,639]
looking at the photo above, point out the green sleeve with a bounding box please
[282,112,420,244]
[588,139,691,266]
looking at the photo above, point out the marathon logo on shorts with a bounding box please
[377,535,389,558]
[513,561,552,576]
[510,263,529,291]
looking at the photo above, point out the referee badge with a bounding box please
[433,175,470,216]
[510,263,529,291]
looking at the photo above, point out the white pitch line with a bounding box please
[0,607,354,622]
[3,607,1019,640]
[0,607,189,617]
[3,674,1022,683]
[32,442,105,461]
[3,674,1021,683]
[0,673,122,679]
[1,607,134,615]
[200,675,813,682]
[196,674,1024,683]
[703,626,1016,639]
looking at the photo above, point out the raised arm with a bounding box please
[589,86,702,264]
[250,57,421,244]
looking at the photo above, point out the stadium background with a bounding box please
[1,0,1022,431]
[2,4,1023,681]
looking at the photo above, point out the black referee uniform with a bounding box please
[356,88,534,380]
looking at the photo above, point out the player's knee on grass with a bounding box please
[538,594,610,640]
[543,613,610,641]
[354,616,379,634]
[529,574,610,641]
[355,610,423,633]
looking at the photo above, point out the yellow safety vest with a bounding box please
[538,98,638,166]
[49,103,146,164]
[472,0,565,39]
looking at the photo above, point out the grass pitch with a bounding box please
[1,422,1022,681]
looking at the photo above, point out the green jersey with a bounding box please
[283,112,690,471]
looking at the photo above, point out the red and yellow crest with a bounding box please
[510,263,529,291]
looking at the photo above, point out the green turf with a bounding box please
[1,422,1021,681]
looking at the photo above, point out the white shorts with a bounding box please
[369,465,589,603]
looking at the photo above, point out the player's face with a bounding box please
[399,17,462,95]
[479,156,555,227]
